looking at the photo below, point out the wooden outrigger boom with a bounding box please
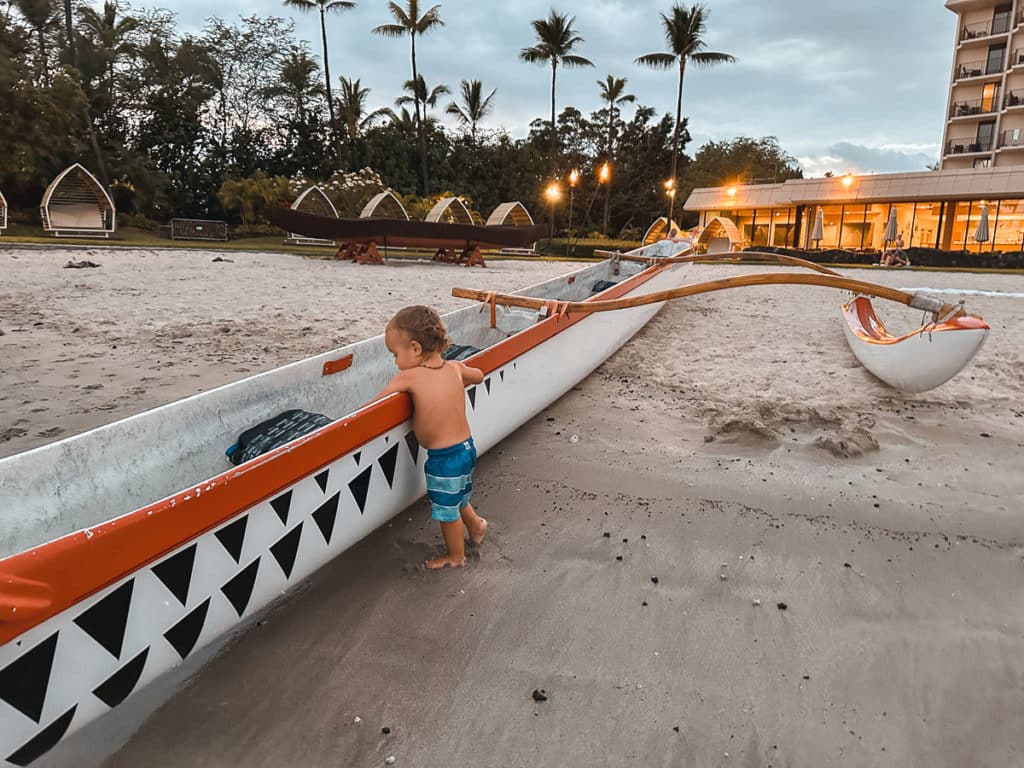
[453,271,960,319]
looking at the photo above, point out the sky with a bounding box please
[167,0,957,177]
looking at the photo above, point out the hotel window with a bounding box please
[911,203,941,248]
[973,157,992,168]
[993,199,1024,251]
[982,83,999,112]
[771,209,794,247]
[992,5,1012,35]
[839,205,867,249]
[986,43,1006,75]
[977,120,996,151]
[751,209,771,247]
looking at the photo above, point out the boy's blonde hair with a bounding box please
[390,305,451,354]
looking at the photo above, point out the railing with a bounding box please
[961,19,1010,41]
[955,60,987,79]
[1006,88,1024,108]
[1010,48,1024,68]
[1018,9,1024,27]
[945,137,994,155]
[950,98,999,118]
[998,129,1024,148]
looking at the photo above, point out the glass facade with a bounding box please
[698,197,1024,254]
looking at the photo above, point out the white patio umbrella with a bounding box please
[973,205,990,245]
[810,206,824,247]
[883,207,899,246]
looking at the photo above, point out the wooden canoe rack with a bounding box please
[336,241,384,265]
[433,245,487,268]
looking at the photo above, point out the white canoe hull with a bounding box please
[842,297,990,393]
[0,259,687,764]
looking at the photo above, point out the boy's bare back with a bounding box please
[394,360,480,449]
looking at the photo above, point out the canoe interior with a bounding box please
[0,258,645,559]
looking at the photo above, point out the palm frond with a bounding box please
[635,52,676,70]
[445,102,469,124]
[324,0,357,13]
[414,4,444,33]
[372,22,407,37]
[519,45,549,64]
[561,54,594,68]
[283,0,317,11]
[690,51,737,67]
[385,0,410,25]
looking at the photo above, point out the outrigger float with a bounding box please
[0,222,990,764]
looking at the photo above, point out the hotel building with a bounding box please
[683,0,1024,254]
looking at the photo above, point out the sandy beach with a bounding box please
[3,247,1024,766]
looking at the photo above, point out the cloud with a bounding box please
[799,141,939,177]
[123,0,957,174]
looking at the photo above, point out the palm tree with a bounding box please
[14,0,57,84]
[372,1,445,194]
[78,2,140,109]
[396,74,450,116]
[519,9,594,173]
[262,49,323,125]
[636,2,735,219]
[597,75,634,235]
[282,0,356,167]
[445,79,496,142]
[337,76,393,139]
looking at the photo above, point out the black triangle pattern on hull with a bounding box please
[151,544,196,606]
[92,648,149,708]
[164,599,210,659]
[73,579,134,660]
[348,466,372,514]
[214,515,248,564]
[353,451,361,465]
[5,705,76,767]
[0,632,59,723]
[221,559,261,618]
[312,493,341,544]
[404,432,420,465]
[484,377,491,394]
[315,470,329,493]
[499,370,504,381]
[270,490,292,524]
[378,444,399,488]
[467,387,477,410]
[270,524,303,579]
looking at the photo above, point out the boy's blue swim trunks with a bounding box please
[424,437,476,522]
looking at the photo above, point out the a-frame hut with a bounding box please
[485,201,535,227]
[360,190,409,220]
[39,164,115,238]
[695,216,743,254]
[425,196,474,225]
[0,189,7,234]
[286,185,339,246]
[642,217,683,246]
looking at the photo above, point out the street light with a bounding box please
[566,169,580,257]
[598,162,611,183]
[545,182,561,252]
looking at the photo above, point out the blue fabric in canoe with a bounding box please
[226,409,334,465]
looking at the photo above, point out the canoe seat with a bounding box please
[225,409,334,466]
[592,280,619,293]
[443,344,481,361]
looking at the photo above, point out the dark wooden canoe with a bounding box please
[268,207,547,250]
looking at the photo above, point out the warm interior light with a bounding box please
[727,186,737,197]
[598,163,611,183]
[569,169,580,187]
[842,174,854,187]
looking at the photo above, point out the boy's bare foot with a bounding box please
[467,517,488,546]
[425,554,467,570]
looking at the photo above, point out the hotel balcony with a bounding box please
[959,18,1011,43]
[998,129,1024,149]
[954,58,1004,82]
[950,97,999,119]
[1005,88,1024,109]
[1008,48,1024,69]
[945,136,994,155]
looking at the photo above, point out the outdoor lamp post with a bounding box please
[664,178,676,233]
[566,169,580,257]
[545,182,561,252]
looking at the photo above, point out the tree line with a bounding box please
[0,0,802,236]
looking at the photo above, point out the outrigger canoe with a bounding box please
[0,244,690,766]
[841,295,990,393]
